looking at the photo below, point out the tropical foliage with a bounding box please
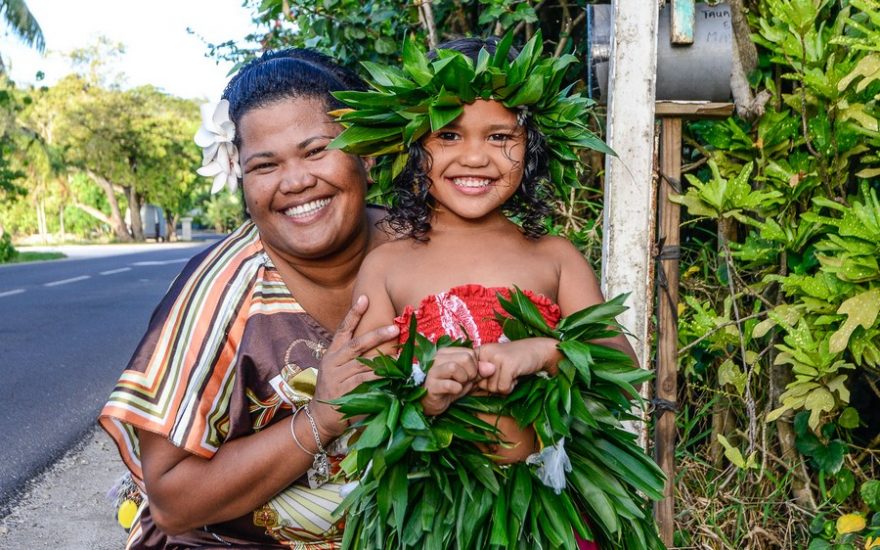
[0,39,214,247]
[0,0,44,53]
[672,0,880,546]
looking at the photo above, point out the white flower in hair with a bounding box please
[194,99,241,194]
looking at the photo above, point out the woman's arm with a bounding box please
[140,298,398,534]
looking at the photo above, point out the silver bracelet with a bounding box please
[289,405,331,489]
[288,406,314,456]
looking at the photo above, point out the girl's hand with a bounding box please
[422,347,496,416]
[311,295,400,440]
[475,337,562,394]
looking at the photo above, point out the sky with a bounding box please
[0,0,256,101]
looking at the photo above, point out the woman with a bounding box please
[99,49,489,549]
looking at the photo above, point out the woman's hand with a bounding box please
[475,337,562,395]
[310,295,400,440]
[422,347,496,416]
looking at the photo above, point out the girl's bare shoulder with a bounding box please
[360,237,422,272]
[528,234,585,262]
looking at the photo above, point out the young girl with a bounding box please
[331,35,663,549]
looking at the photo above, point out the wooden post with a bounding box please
[655,117,682,546]
[651,101,732,544]
[602,1,660,402]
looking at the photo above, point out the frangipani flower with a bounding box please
[194,99,241,194]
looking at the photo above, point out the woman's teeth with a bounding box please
[453,177,492,188]
[284,198,330,218]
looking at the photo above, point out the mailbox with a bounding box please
[588,3,733,102]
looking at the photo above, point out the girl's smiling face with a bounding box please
[238,96,372,262]
[422,99,525,227]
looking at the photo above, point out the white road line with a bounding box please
[44,275,91,287]
[100,267,132,275]
[0,289,25,298]
[131,258,189,266]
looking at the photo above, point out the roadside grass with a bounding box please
[2,251,66,264]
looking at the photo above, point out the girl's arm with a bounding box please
[350,247,399,356]
[555,237,639,366]
[351,246,494,414]
[475,238,638,394]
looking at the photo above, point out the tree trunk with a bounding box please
[36,199,48,243]
[126,186,145,242]
[87,170,131,241]
[166,214,178,242]
[72,202,113,226]
[729,0,771,121]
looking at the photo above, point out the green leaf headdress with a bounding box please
[328,31,613,196]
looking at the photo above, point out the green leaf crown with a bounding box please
[328,31,613,196]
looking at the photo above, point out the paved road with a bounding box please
[0,239,218,514]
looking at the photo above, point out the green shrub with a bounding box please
[0,231,17,263]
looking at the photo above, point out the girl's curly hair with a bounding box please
[384,37,555,241]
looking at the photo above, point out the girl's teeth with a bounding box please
[453,177,491,188]
[285,198,330,217]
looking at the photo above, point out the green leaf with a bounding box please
[334,390,392,416]
[401,403,430,431]
[328,124,401,153]
[374,35,397,55]
[830,469,856,503]
[717,359,747,395]
[489,489,509,546]
[356,408,390,449]
[389,462,408,533]
[807,539,832,550]
[838,406,860,429]
[812,439,847,474]
[804,387,836,431]
[428,104,463,132]
[402,34,432,87]
[838,54,880,92]
[568,466,621,535]
[536,485,574,549]
[508,465,532,541]
[497,287,553,336]
[504,77,544,107]
[556,293,629,335]
[862,480,880,511]
[830,289,880,353]
[717,434,757,470]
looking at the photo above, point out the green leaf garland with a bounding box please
[332,290,666,549]
[328,31,615,198]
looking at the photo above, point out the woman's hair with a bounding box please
[387,37,553,241]
[221,49,366,214]
[222,49,366,151]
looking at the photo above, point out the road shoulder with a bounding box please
[0,426,128,549]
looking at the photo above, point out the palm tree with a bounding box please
[1,0,45,52]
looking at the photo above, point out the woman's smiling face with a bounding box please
[238,96,372,262]
[422,99,525,227]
